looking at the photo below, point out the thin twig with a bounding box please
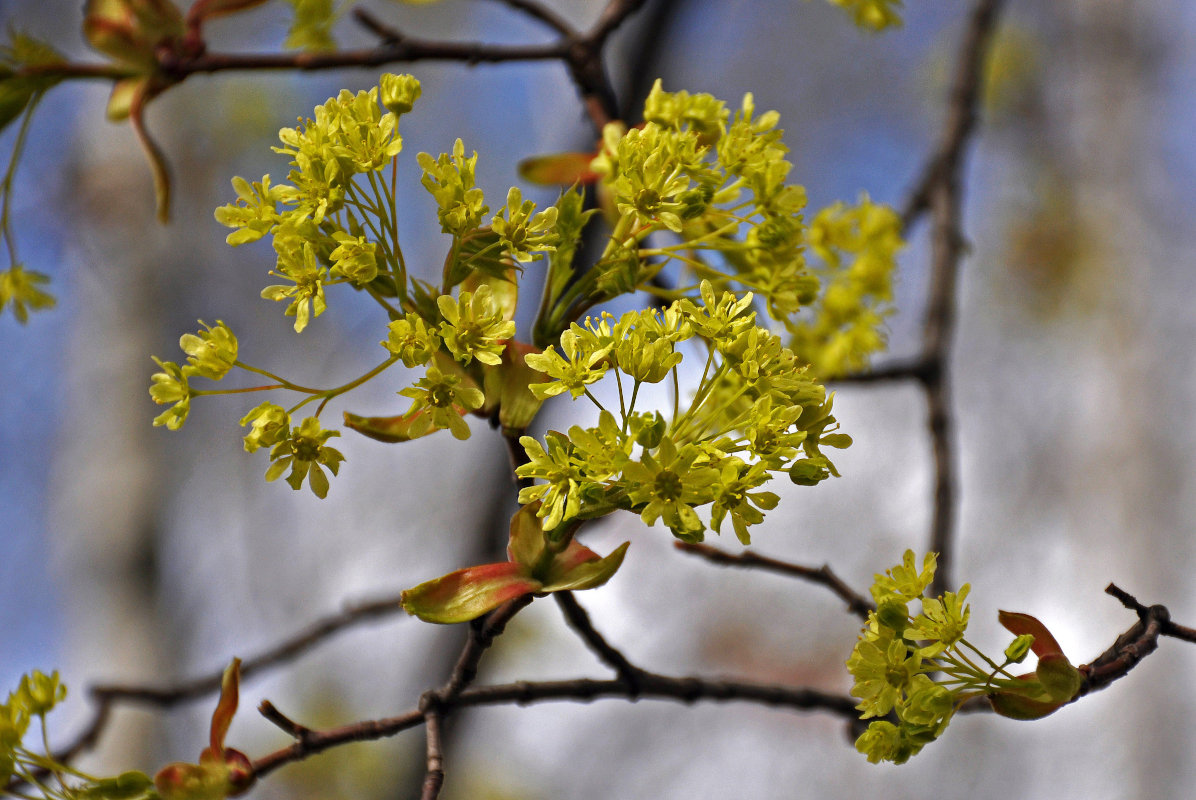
[899,0,1005,233]
[1073,584,1172,699]
[674,542,874,620]
[249,673,859,779]
[418,705,446,800]
[441,596,534,702]
[258,700,314,742]
[88,594,406,705]
[480,0,575,37]
[893,0,1005,596]
[555,592,644,693]
[832,357,935,386]
[351,8,406,43]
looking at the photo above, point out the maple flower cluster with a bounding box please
[848,551,1083,764]
[148,75,901,527]
[519,281,846,543]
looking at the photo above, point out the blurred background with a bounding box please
[2,0,1195,798]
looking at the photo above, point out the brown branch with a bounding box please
[831,357,935,386]
[441,595,534,702]
[14,591,409,790]
[258,700,314,743]
[886,0,1005,596]
[674,542,874,620]
[555,592,645,693]
[899,0,1005,233]
[88,593,406,706]
[480,0,576,37]
[418,704,446,800]
[249,672,858,780]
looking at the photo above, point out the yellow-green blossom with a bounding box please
[262,241,328,332]
[907,585,971,657]
[239,402,291,453]
[437,286,516,366]
[623,436,718,541]
[0,264,55,323]
[525,327,611,400]
[708,460,778,545]
[871,550,937,603]
[847,631,921,718]
[398,365,484,440]
[827,0,903,31]
[328,231,378,284]
[418,139,488,236]
[179,320,238,380]
[516,431,583,531]
[149,358,191,431]
[490,186,560,262]
[214,175,281,246]
[264,416,345,498]
[382,313,441,367]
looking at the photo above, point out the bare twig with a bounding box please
[249,672,858,780]
[480,0,576,37]
[418,704,446,800]
[899,0,1005,233]
[258,700,314,742]
[674,542,874,620]
[555,592,645,693]
[20,592,407,784]
[1072,584,1186,699]
[881,0,1005,596]
[351,8,405,44]
[88,594,406,706]
[832,357,935,386]
[441,596,534,702]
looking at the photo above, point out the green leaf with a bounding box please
[481,341,546,436]
[507,501,548,571]
[0,31,65,134]
[539,540,629,592]
[105,76,144,121]
[401,562,541,624]
[0,79,33,134]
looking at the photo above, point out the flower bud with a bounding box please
[380,73,421,115]
[1003,633,1035,664]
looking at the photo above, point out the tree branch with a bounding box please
[418,704,446,800]
[555,592,645,692]
[88,593,406,706]
[891,0,1005,595]
[479,0,576,37]
[249,672,859,780]
[674,542,874,620]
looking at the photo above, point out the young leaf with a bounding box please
[401,562,541,624]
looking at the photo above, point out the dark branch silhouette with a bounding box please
[674,542,874,621]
